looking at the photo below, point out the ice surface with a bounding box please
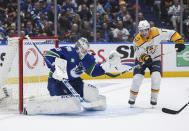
[0,77,189,131]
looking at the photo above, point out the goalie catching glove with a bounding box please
[139,54,152,64]
[52,58,68,81]
[101,50,121,73]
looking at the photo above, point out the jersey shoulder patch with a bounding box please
[149,27,159,39]
[133,33,145,46]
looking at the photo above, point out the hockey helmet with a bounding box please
[75,37,89,60]
[138,20,150,38]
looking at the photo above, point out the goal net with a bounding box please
[0,37,58,114]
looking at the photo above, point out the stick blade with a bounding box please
[162,108,179,114]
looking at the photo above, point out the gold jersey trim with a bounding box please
[133,27,160,47]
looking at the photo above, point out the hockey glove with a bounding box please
[52,58,68,81]
[139,54,152,64]
[175,44,185,52]
[101,50,121,73]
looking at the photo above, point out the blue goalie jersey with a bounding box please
[44,46,105,81]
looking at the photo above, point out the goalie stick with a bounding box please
[105,49,177,78]
[162,101,189,114]
[25,35,103,109]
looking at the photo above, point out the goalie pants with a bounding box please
[47,77,84,97]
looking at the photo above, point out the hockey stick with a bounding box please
[162,101,189,114]
[25,35,103,109]
[105,49,177,78]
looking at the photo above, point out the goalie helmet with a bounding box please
[138,20,150,38]
[75,37,89,60]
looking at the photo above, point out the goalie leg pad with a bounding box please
[83,83,106,110]
[83,83,99,102]
[84,95,106,111]
[24,95,82,115]
[129,74,144,101]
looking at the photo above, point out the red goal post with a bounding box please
[0,37,58,114]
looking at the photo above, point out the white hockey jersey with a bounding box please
[133,27,184,62]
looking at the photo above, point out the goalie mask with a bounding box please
[75,37,89,60]
[138,20,150,38]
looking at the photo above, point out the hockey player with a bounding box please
[128,20,185,107]
[24,37,121,114]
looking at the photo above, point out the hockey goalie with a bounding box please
[24,37,122,115]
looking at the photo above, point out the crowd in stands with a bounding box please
[0,0,188,43]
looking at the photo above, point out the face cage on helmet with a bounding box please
[75,42,89,60]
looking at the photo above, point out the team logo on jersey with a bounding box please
[70,62,85,78]
[146,45,158,54]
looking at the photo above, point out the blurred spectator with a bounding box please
[97,0,106,15]
[96,31,105,42]
[78,4,92,22]
[80,21,92,40]
[77,0,92,10]
[58,10,72,36]
[160,0,173,23]
[103,14,116,31]
[20,0,33,13]
[116,5,129,21]
[112,20,130,41]
[149,21,155,27]
[8,29,17,37]
[113,31,125,42]
[101,22,113,42]
[62,0,77,13]
[183,7,189,41]
[72,13,81,30]
[138,12,145,21]
[104,2,114,21]
[70,23,81,39]
[109,0,120,14]
[47,4,55,22]
[24,21,35,36]
[43,21,54,36]
[168,0,181,31]
[123,14,133,29]
[0,21,7,43]
[30,2,44,31]
[10,23,17,31]
[128,21,137,41]
[20,30,26,37]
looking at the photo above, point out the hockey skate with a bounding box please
[128,98,135,108]
[150,97,157,108]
